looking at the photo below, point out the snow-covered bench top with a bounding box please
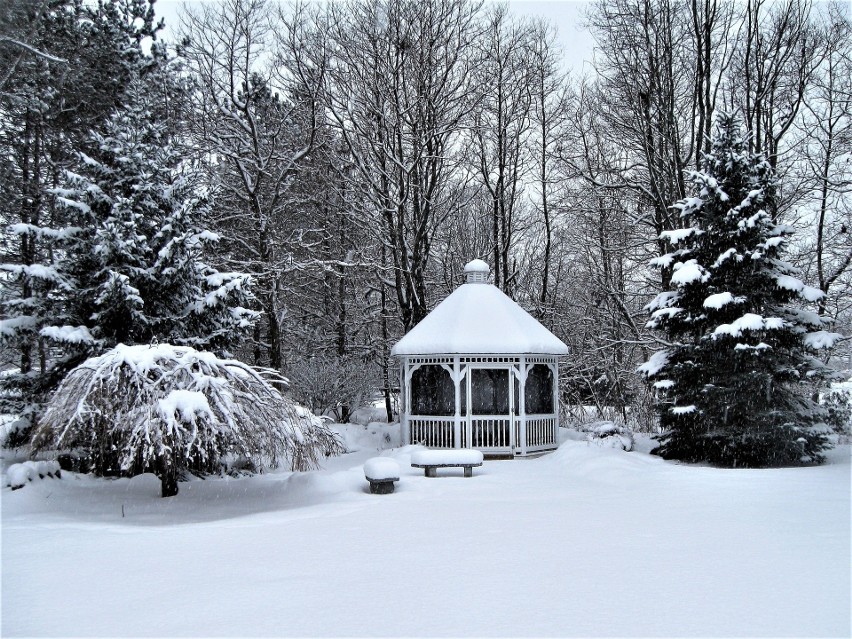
[410,449,484,467]
[364,457,400,481]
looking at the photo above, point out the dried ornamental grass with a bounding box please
[33,344,344,495]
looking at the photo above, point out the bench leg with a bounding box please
[425,467,436,478]
[370,480,395,494]
[464,466,472,478]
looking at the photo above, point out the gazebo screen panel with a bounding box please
[470,368,510,415]
[525,364,554,414]
[410,365,455,416]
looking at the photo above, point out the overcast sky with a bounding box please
[510,0,596,75]
[151,0,596,75]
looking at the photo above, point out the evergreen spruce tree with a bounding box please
[47,73,257,359]
[0,0,162,432]
[639,115,842,467]
[0,58,257,442]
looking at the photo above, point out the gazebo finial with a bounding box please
[464,259,490,284]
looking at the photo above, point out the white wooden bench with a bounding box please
[411,449,484,478]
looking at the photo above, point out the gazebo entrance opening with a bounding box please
[403,356,558,456]
[467,366,512,449]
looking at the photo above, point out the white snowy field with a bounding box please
[2,426,850,638]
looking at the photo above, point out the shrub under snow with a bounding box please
[584,421,635,451]
[5,461,61,490]
[32,344,344,496]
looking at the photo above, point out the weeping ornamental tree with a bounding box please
[640,115,842,467]
[33,344,345,497]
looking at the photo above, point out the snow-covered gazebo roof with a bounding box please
[391,260,568,356]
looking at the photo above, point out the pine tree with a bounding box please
[0,59,257,440]
[0,0,162,430]
[639,115,842,467]
[48,73,257,357]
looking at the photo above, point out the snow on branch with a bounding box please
[39,325,96,345]
[775,275,824,303]
[637,350,669,377]
[802,331,844,350]
[670,260,710,286]
[659,227,704,245]
[703,292,746,309]
[712,313,786,338]
[0,37,68,64]
[0,263,70,287]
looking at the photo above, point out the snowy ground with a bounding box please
[2,424,850,637]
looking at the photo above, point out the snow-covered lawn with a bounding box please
[2,426,849,637]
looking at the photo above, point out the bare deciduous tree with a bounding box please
[324,0,482,332]
[469,5,534,296]
[179,0,326,371]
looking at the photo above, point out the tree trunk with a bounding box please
[381,243,394,423]
[160,452,178,498]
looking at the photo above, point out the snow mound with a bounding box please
[126,473,163,497]
[330,422,400,452]
[544,439,665,481]
[5,461,61,490]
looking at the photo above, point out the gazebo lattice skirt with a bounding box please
[400,355,559,457]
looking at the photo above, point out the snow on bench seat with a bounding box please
[364,458,400,494]
[364,458,400,481]
[410,449,484,477]
[411,449,484,466]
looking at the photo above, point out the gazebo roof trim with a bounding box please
[391,281,569,356]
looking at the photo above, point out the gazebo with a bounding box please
[391,260,569,457]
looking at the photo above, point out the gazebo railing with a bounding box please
[466,416,512,450]
[409,416,456,448]
[524,414,558,452]
[407,414,557,454]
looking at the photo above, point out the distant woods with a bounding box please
[0,0,849,426]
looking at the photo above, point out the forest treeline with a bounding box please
[1,0,849,429]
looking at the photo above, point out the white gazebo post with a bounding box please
[551,361,560,442]
[391,259,568,457]
[453,356,462,449]
[517,356,527,456]
[400,359,408,445]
